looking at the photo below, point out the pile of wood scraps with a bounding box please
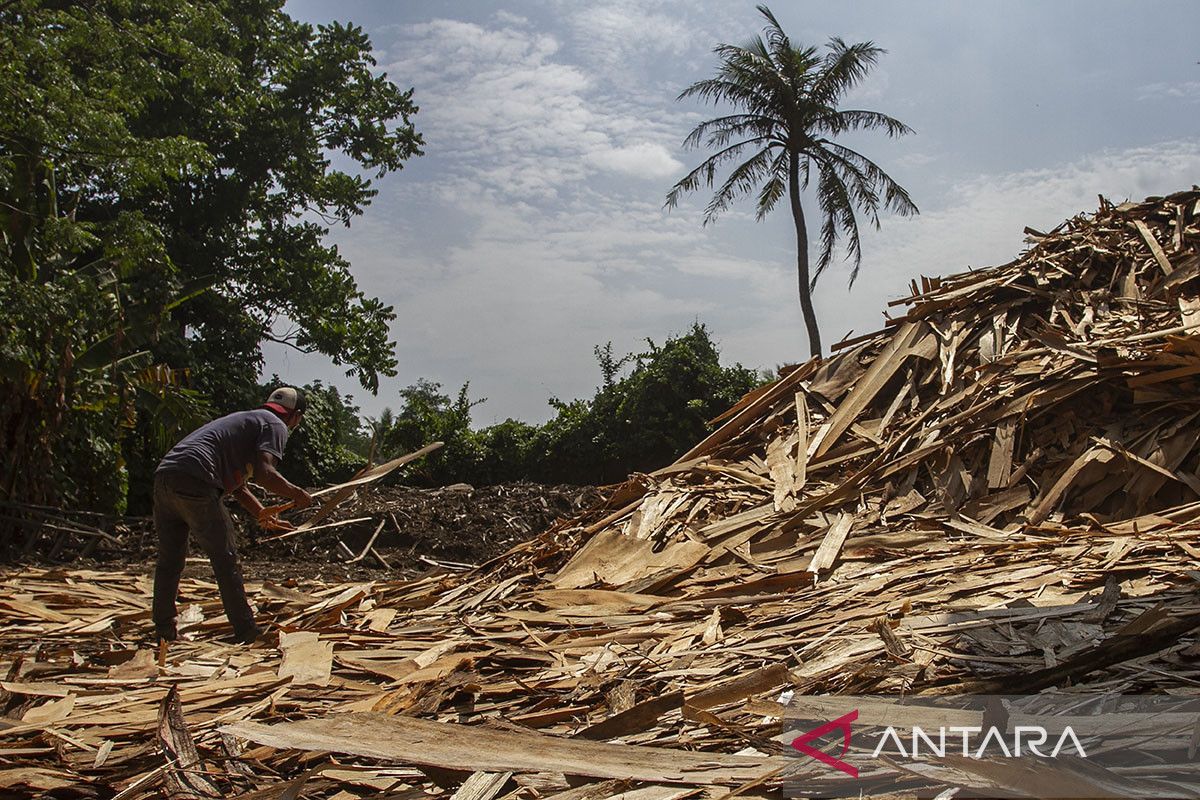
[2,190,1200,797]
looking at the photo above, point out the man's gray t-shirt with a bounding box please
[156,409,289,492]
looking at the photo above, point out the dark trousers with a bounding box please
[152,472,255,635]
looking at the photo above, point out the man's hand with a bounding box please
[256,507,296,532]
[291,488,315,510]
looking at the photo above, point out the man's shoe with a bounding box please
[226,625,262,645]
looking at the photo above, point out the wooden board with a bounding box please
[222,713,791,785]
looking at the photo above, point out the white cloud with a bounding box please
[829,138,1200,337]
[270,3,1200,427]
[1137,81,1200,102]
[492,10,530,28]
[586,142,683,178]
[567,3,694,73]
[892,151,938,170]
[383,17,687,204]
[846,66,892,104]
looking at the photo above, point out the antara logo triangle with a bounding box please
[790,710,859,778]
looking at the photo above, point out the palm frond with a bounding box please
[820,141,919,217]
[817,147,880,228]
[813,156,862,286]
[755,151,790,220]
[810,38,885,106]
[681,113,778,151]
[669,4,918,304]
[756,5,792,56]
[704,144,783,223]
[665,137,773,210]
[798,153,813,190]
[678,74,775,117]
[819,109,914,139]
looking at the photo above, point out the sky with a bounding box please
[271,0,1200,425]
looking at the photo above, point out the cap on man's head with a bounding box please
[264,386,306,416]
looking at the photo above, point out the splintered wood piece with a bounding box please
[318,441,445,495]
[575,691,685,741]
[808,513,853,574]
[5,190,1200,799]
[812,322,928,458]
[223,713,790,784]
[765,430,799,513]
[268,442,445,532]
[794,392,809,489]
[987,418,1017,489]
[450,771,513,800]
[687,665,791,711]
[20,695,75,725]
[157,686,221,798]
[1132,219,1174,275]
[348,520,387,563]
[261,516,374,543]
[552,530,709,590]
[675,361,818,463]
[1178,296,1200,330]
[1026,447,1114,526]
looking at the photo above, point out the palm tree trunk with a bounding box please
[788,153,822,358]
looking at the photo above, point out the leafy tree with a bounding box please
[0,2,217,516]
[0,1,420,516]
[373,380,484,486]
[131,4,423,402]
[667,5,917,357]
[470,419,539,485]
[531,323,762,484]
[0,274,210,516]
[529,397,604,485]
[257,325,761,489]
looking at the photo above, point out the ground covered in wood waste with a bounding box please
[2,190,1200,798]
[245,482,604,580]
[16,483,602,581]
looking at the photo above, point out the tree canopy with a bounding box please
[0,0,421,515]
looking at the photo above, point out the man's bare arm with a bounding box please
[231,485,265,517]
[253,452,314,509]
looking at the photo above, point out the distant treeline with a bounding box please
[277,323,764,497]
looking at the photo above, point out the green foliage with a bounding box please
[0,0,420,514]
[530,323,761,484]
[0,1,765,503]
[367,324,762,488]
[279,381,367,487]
[470,420,540,485]
[371,380,485,486]
[666,5,917,356]
[0,272,211,514]
[132,5,424,400]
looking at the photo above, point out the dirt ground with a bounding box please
[77,482,604,582]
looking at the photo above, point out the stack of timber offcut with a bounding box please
[1,189,1199,798]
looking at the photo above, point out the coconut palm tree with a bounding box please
[666,5,918,357]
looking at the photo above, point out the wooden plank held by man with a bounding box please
[259,441,444,541]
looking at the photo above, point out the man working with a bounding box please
[152,386,314,643]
